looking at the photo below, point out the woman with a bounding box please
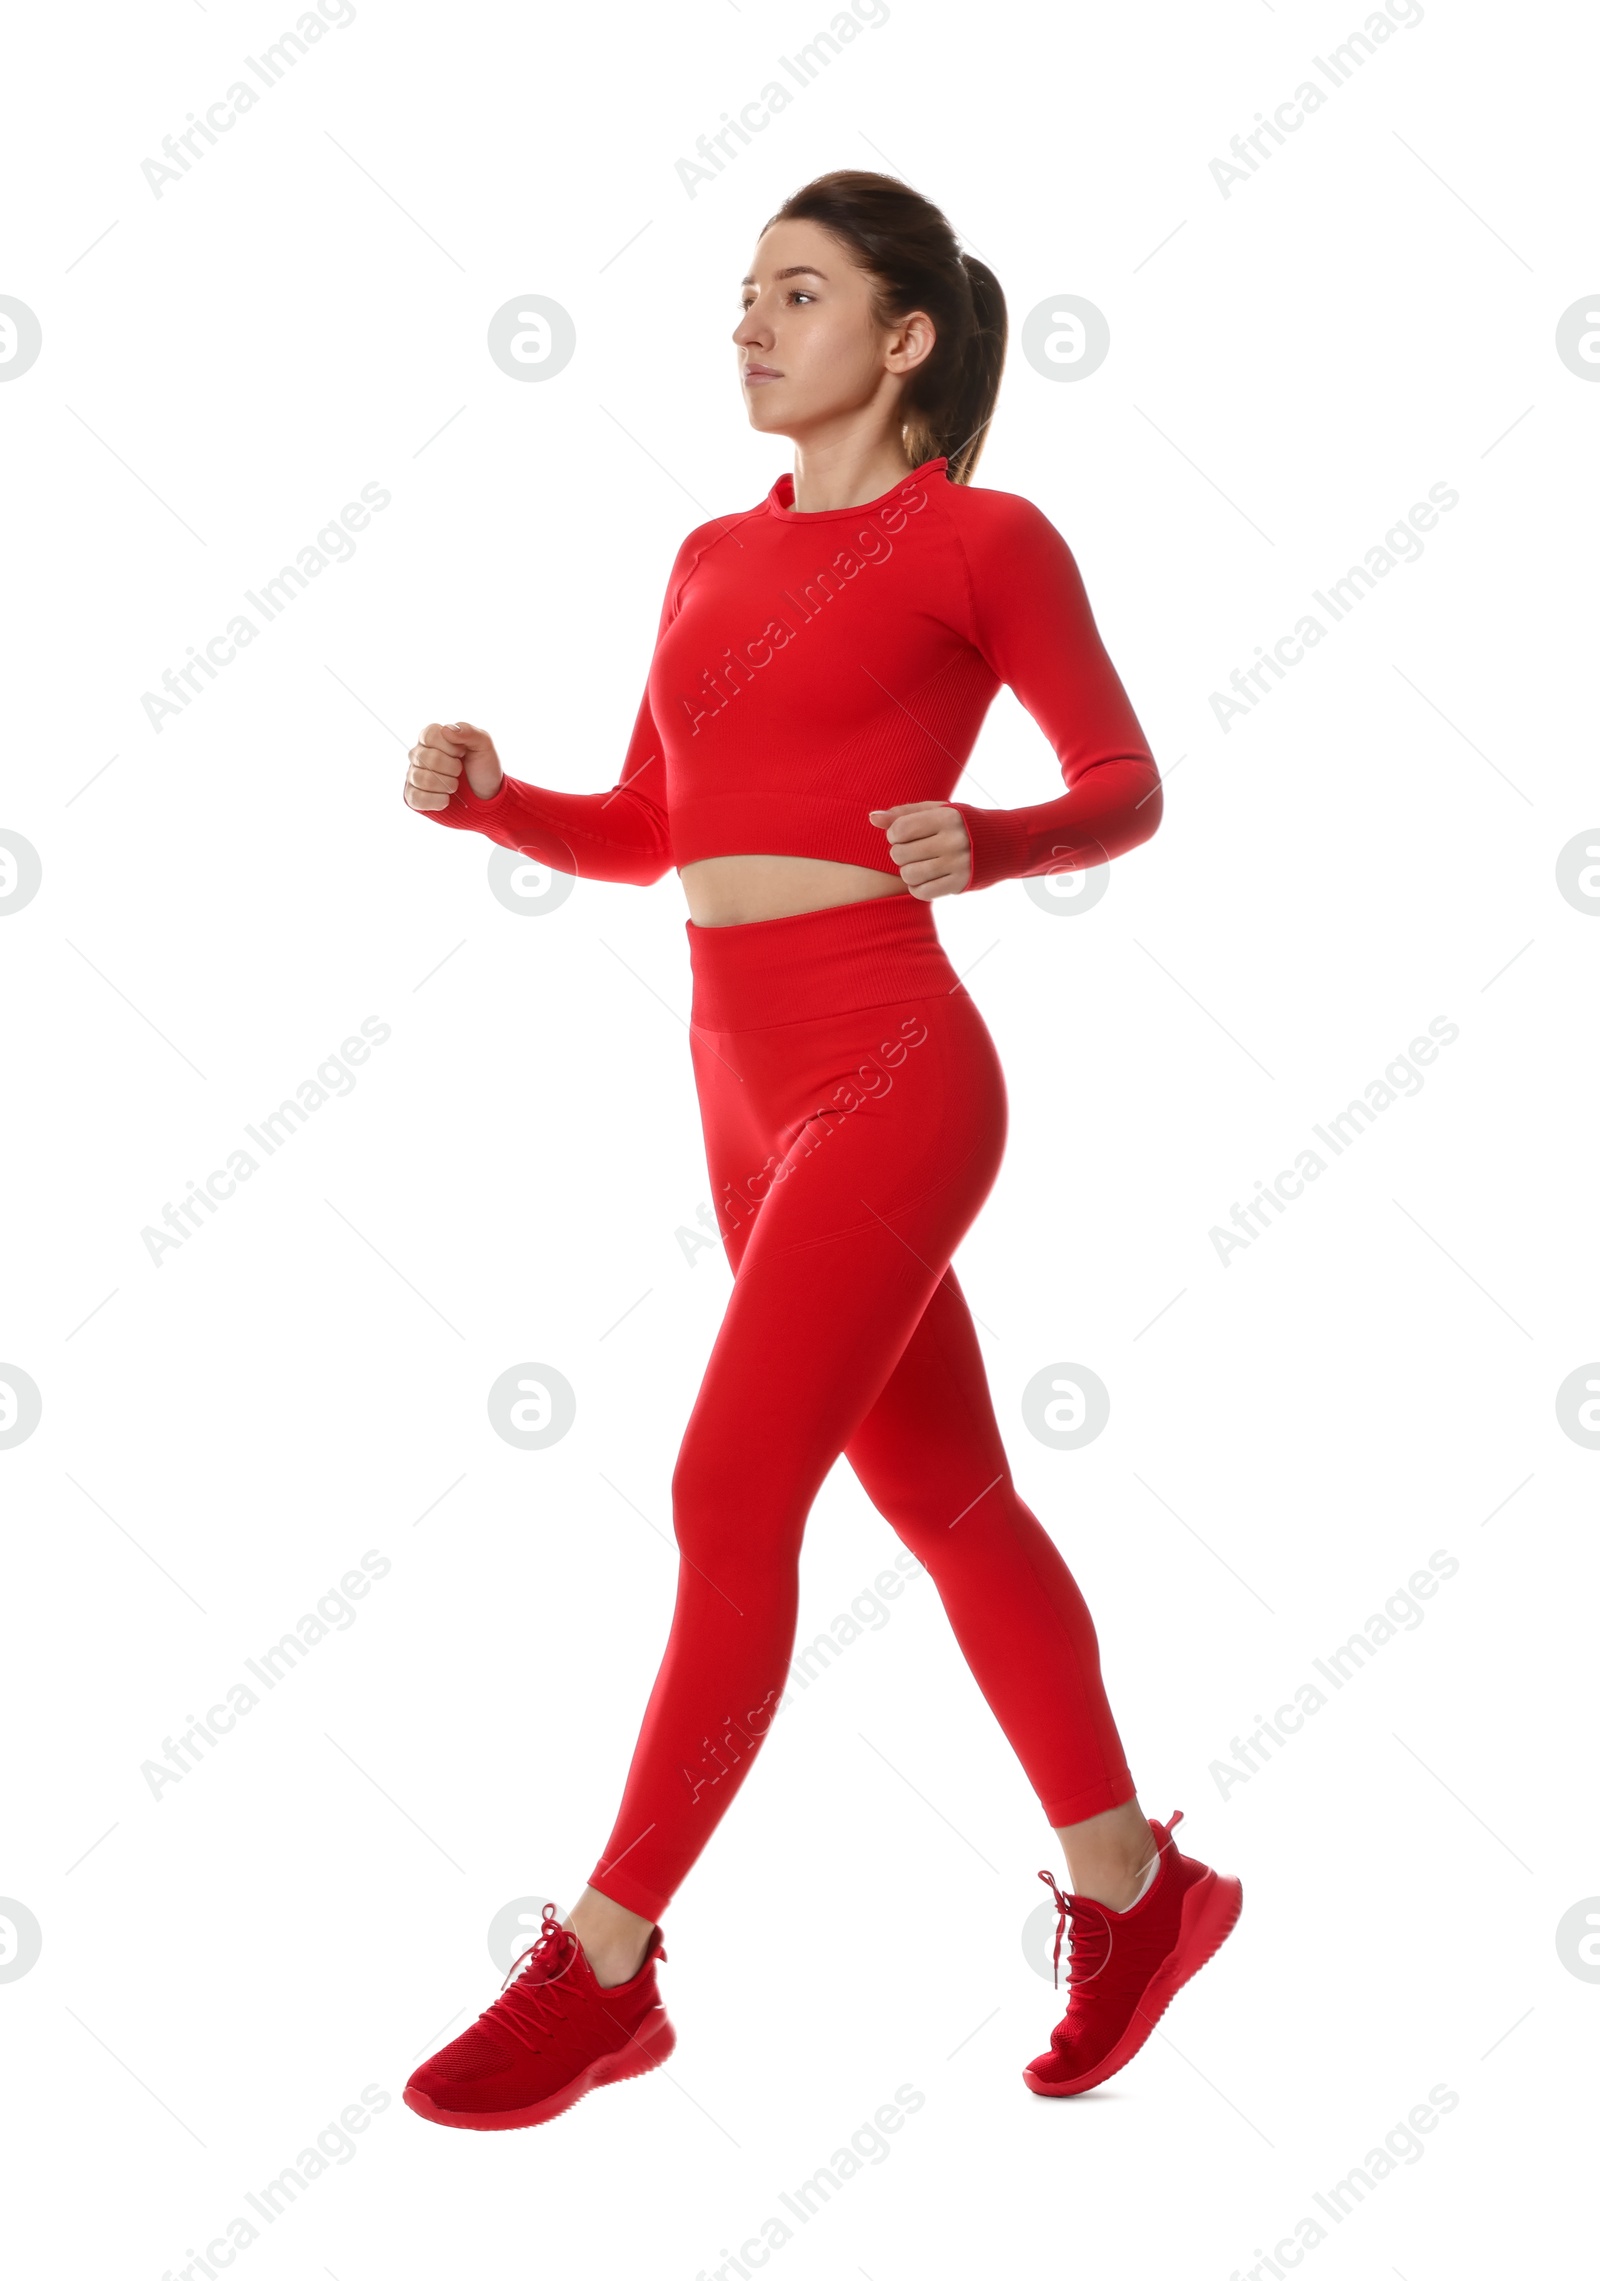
[400,170,1240,2132]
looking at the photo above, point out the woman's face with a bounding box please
[733,217,935,442]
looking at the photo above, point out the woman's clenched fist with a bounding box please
[404,721,505,812]
[866,801,972,899]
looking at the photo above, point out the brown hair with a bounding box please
[759,169,1007,485]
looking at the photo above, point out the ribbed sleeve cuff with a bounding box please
[453,772,512,818]
[950,801,1033,893]
[419,771,512,832]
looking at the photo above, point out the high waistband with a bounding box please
[685,890,961,1031]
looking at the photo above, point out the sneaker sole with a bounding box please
[1022,1868,1243,2098]
[403,2005,676,2132]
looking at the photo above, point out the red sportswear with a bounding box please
[419,454,1161,890]
[412,458,1160,1925]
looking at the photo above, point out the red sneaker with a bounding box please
[1022,1808,1241,2097]
[404,1903,675,2131]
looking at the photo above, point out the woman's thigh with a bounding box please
[842,1259,1013,1534]
[674,987,1007,1563]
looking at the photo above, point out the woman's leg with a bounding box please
[580,980,1008,1941]
[840,1266,1153,1902]
[574,1216,1148,1979]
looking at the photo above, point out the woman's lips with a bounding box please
[743,368,781,385]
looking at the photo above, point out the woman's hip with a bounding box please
[683,886,960,1032]
[684,893,1007,1239]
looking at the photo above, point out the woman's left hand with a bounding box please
[868,802,972,899]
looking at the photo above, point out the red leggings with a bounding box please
[588,892,1134,1922]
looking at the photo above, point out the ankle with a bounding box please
[584,1934,651,1989]
[1111,1841,1162,1912]
[1071,1838,1160,1914]
[565,1890,654,1987]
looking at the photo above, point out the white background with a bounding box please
[1,0,1594,2274]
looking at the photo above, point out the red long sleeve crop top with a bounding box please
[419,454,1161,892]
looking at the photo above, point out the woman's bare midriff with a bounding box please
[678,854,908,927]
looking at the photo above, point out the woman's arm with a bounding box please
[407,527,707,887]
[413,687,672,887]
[946,494,1162,891]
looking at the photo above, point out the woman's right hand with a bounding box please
[404,720,505,811]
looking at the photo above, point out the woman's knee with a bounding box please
[872,1500,956,1568]
[859,1466,1015,1567]
[670,1423,804,1571]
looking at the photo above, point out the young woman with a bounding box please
[400,170,1241,2132]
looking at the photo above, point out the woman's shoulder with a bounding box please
[657,503,768,608]
[933,475,1085,595]
[937,472,1069,546]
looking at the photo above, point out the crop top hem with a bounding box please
[667,797,907,878]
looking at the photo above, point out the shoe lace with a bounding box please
[1036,1869,1114,1995]
[482,1904,583,2055]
